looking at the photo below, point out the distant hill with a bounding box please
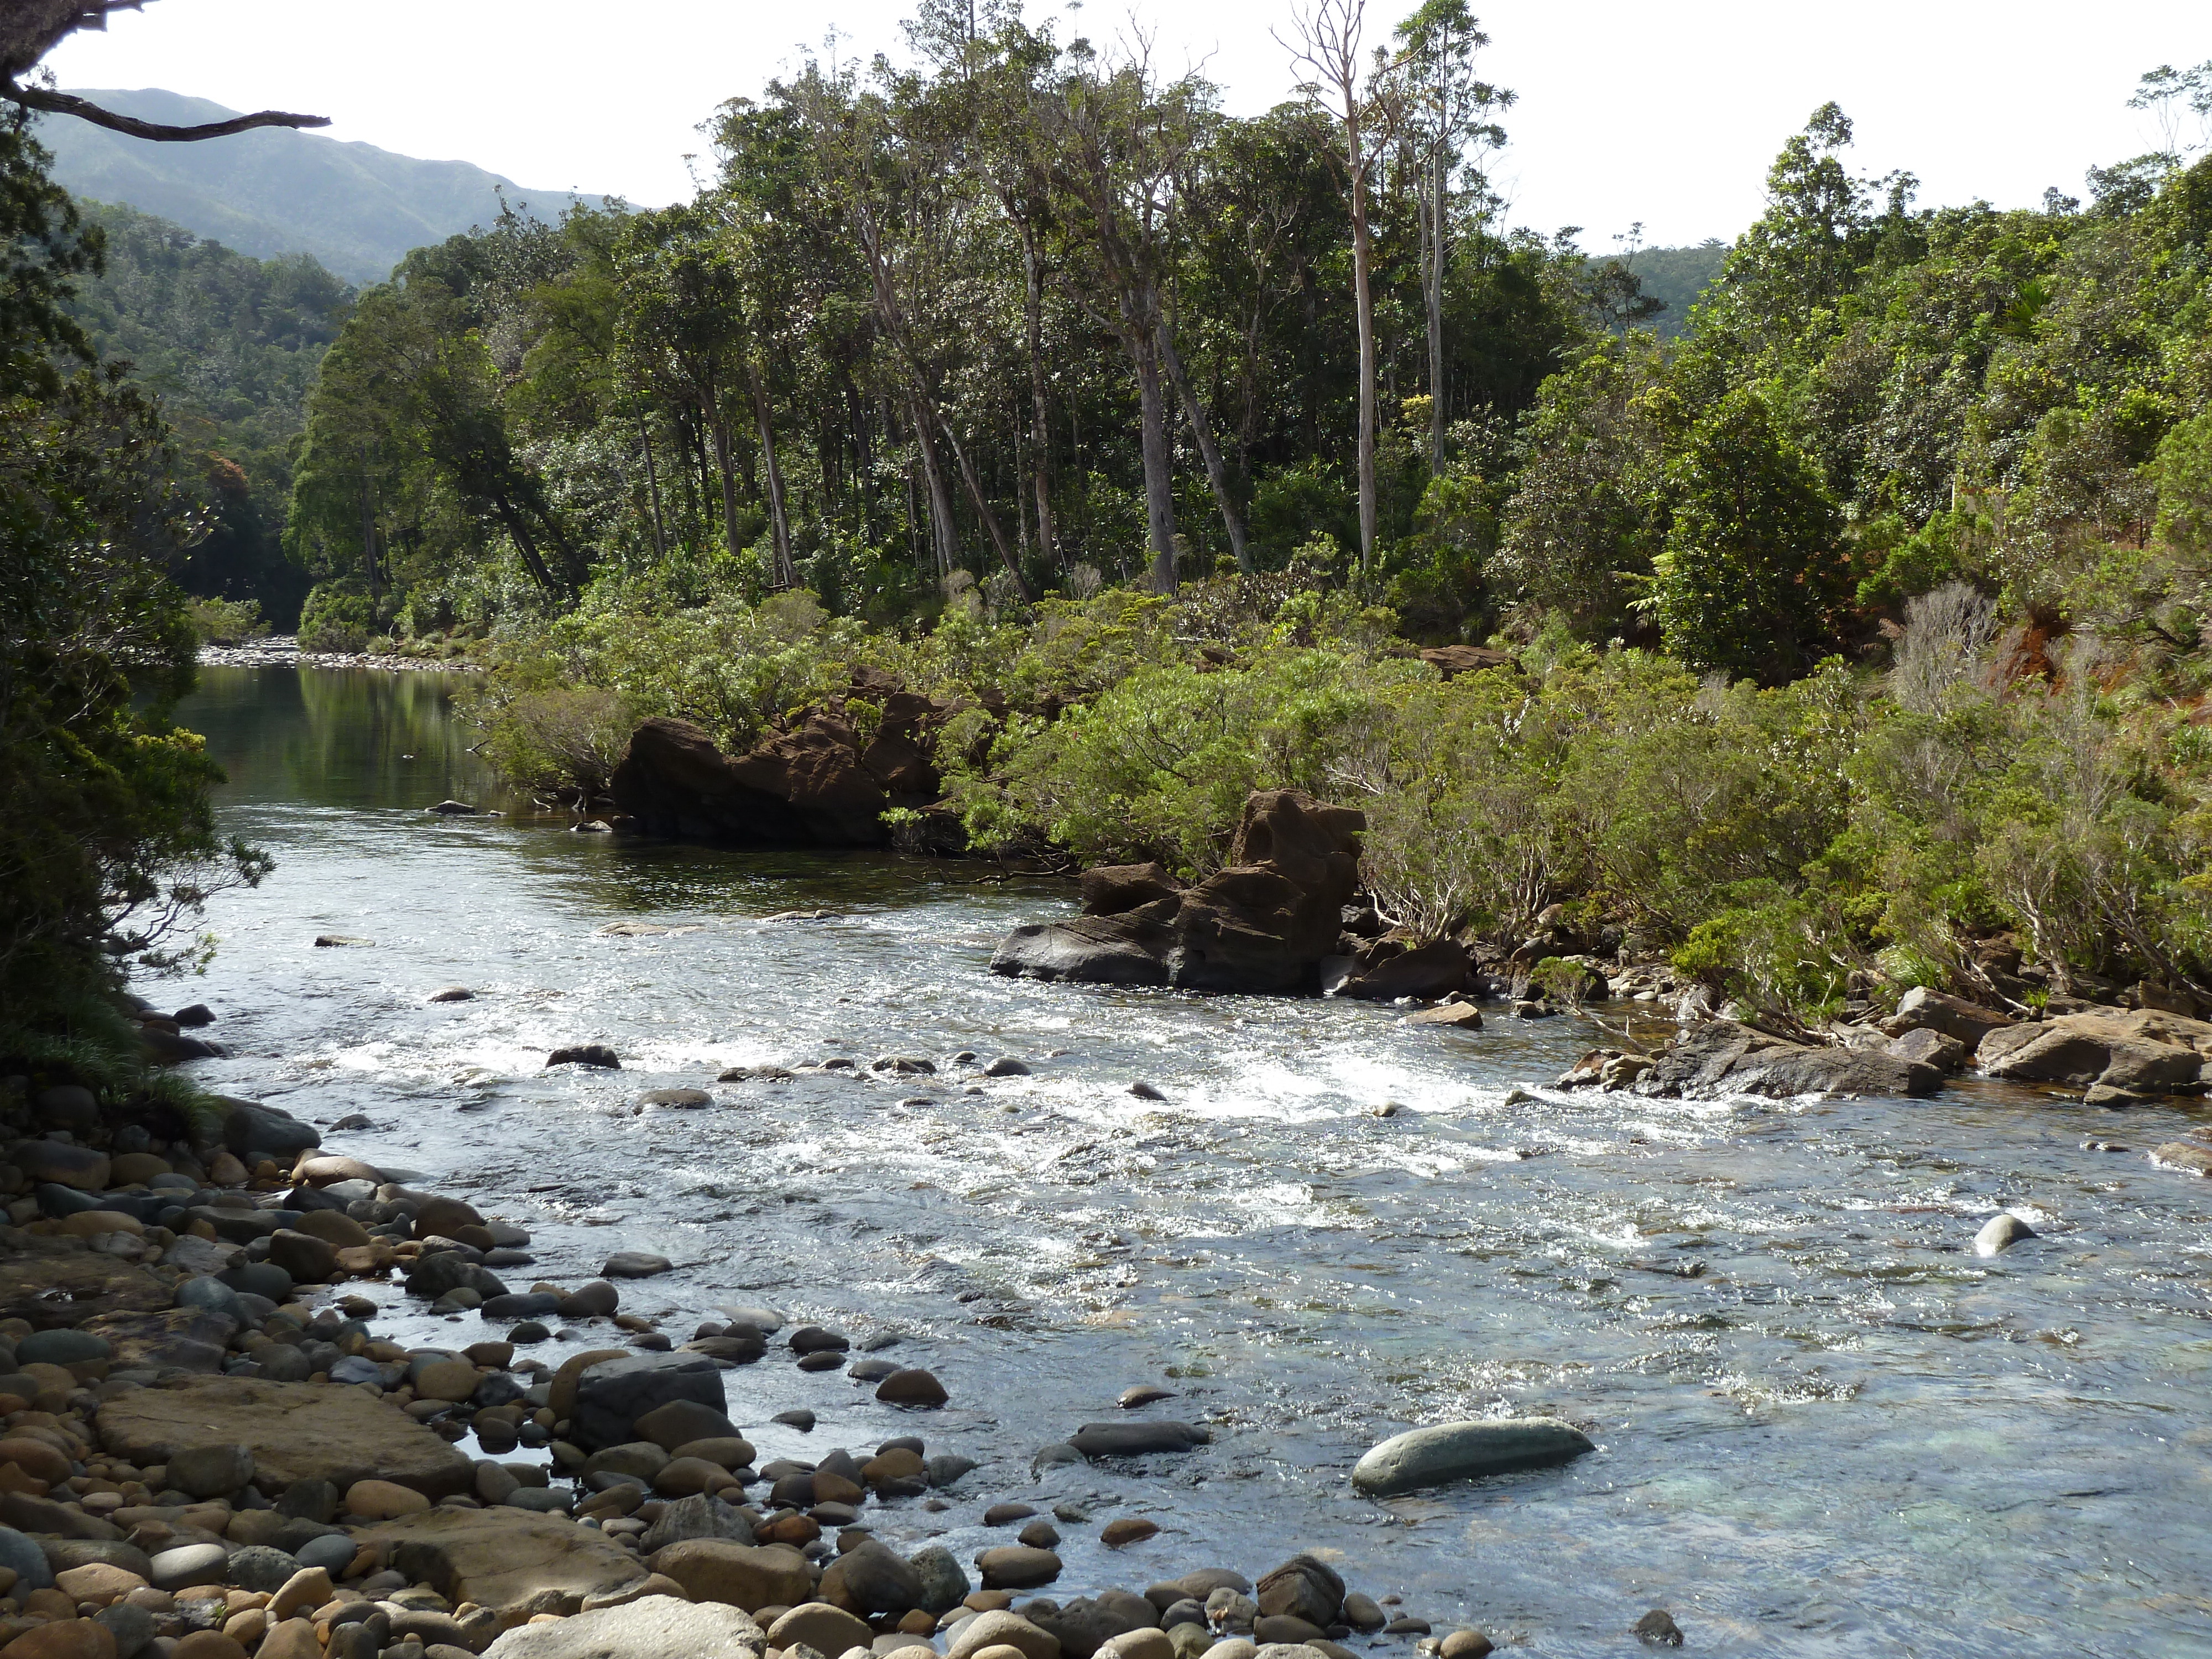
[39,88,608,285]
[66,202,357,624]
[1627,242,1730,337]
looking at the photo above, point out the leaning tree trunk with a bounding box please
[1158,315,1250,573]
[1124,310,1180,594]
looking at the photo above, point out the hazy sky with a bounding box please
[46,1,2210,248]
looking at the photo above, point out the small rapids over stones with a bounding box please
[161,666,2212,1656]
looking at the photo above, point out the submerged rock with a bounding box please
[992,791,1365,995]
[1350,1418,1594,1496]
[1634,1021,1942,1099]
[1973,1213,2036,1256]
[548,1045,622,1069]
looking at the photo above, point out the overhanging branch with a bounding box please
[6,82,330,140]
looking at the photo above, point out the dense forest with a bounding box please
[11,0,2212,1057]
[277,8,2212,1016]
[68,200,353,625]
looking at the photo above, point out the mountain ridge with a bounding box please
[39,88,609,284]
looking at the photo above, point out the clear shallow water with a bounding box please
[161,665,2212,1657]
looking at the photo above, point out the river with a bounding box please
[161,664,2212,1657]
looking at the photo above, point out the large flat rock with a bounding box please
[95,1376,472,1497]
[364,1507,648,1616]
[1980,1008,2212,1100]
[1635,1020,1941,1099]
[0,1244,171,1329]
[482,1595,764,1659]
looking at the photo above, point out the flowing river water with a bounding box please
[159,664,2212,1657]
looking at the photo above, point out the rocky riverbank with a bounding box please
[0,1062,1659,1659]
[196,640,481,675]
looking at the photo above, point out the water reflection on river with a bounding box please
[164,665,2212,1656]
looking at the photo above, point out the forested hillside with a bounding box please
[1621,241,1725,336]
[204,9,2212,1011]
[66,201,353,625]
[42,88,608,283]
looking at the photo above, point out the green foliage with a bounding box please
[1647,388,1845,681]
[186,595,268,645]
[0,116,268,1057]
[298,579,378,653]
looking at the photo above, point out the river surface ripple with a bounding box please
[162,665,2212,1657]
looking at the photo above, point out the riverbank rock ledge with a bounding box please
[1352,1418,1595,1496]
[991,790,1364,994]
[1978,1007,2212,1104]
[1632,1020,1943,1100]
[609,672,951,846]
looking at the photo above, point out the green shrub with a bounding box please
[299,580,378,653]
[186,596,268,645]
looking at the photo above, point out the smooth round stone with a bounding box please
[218,1263,294,1302]
[0,1524,56,1590]
[328,1356,383,1386]
[508,1321,551,1344]
[17,1330,112,1367]
[848,1359,899,1383]
[344,1480,430,1520]
[797,1351,844,1373]
[293,1536,356,1574]
[1349,1419,1594,1496]
[175,1277,245,1320]
[601,1252,672,1279]
[149,1545,230,1593]
[1974,1213,2035,1256]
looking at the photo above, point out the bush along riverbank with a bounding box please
[0,1061,1657,1659]
[463,558,2212,1117]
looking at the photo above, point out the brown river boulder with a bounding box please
[992,790,1364,994]
[1978,1006,2212,1103]
[609,680,949,847]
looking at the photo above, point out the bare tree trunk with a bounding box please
[708,414,745,568]
[638,411,668,560]
[928,398,1036,602]
[747,362,795,587]
[1157,315,1249,573]
[1131,329,1180,593]
[909,392,960,578]
[358,448,379,594]
[1019,220,1057,566]
[1426,137,1448,472]
[1349,138,1379,571]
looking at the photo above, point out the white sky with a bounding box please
[46,1,2211,248]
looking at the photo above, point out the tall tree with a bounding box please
[1394,0,1509,470]
[1035,45,1213,592]
[1285,0,1398,572]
